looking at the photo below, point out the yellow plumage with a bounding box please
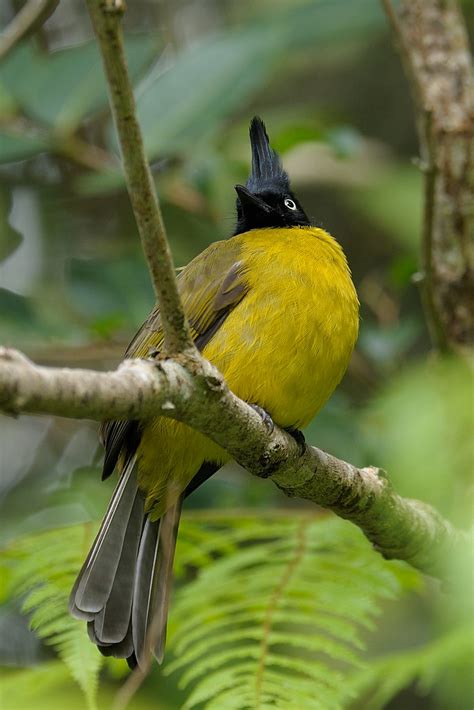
[71,118,361,667]
[137,226,359,516]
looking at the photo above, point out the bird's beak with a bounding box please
[234,185,271,213]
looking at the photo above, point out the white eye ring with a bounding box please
[284,198,297,211]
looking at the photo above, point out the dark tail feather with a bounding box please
[70,461,217,667]
[129,516,159,664]
[151,501,183,663]
[130,499,183,667]
[92,490,144,644]
[69,460,184,668]
[69,458,141,619]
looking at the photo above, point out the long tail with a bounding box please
[69,458,183,668]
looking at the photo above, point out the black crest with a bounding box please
[246,117,290,193]
[234,117,310,235]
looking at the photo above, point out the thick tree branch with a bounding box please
[383,0,474,350]
[0,346,468,582]
[85,0,194,355]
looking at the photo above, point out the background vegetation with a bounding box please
[0,0,472,708]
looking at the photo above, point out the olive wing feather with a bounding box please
[101,240,249,479]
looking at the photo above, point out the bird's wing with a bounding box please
[101,238,249,479]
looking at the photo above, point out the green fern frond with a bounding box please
[3,525,102,710]
[167,515,409,709]
[3,513,423,709]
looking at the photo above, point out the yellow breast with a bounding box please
[203,226,359,428]
[138,226,359,514]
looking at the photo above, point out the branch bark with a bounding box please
[383,0,474,351]
[0,346,468,582]
[85,0,195,355]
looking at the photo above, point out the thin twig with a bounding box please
[2,117,119,173]
[112,651,148,710]
[0,0,59,61]
[85,0,195,355]
[54,133,119,173]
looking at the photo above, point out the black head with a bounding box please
[234,116,310,235]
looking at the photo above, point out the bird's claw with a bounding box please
[285,427,306,455]
[249,404,275,434]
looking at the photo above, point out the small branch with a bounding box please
[0,346,468,582]
[0,0,59,61]
[383,0,474,350]
[54,133,119,173]
[0,117,118,173]
[85,0,194,355]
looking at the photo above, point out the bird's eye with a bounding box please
[284,198,297,211]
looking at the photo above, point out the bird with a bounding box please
[69,116,359,670]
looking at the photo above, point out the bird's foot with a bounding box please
[249,403,275,434]
[285,427,306,455]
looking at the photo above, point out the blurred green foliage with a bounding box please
[365,357,474,524]
[0,0,472,708]
[0,35,158,155]
[3,527,103,708]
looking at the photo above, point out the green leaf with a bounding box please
[111,0,384,161]
[0,127,50,163]
[123,27,283,160]
[0,36,158,133]
[0,79,17,118]
[0,287,36,325]
[4,527,103,709]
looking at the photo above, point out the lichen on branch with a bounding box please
[0,346,468,582]
[383,0,474,350]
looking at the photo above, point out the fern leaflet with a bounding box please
[3,524,103,710]
[167,514,411,709]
